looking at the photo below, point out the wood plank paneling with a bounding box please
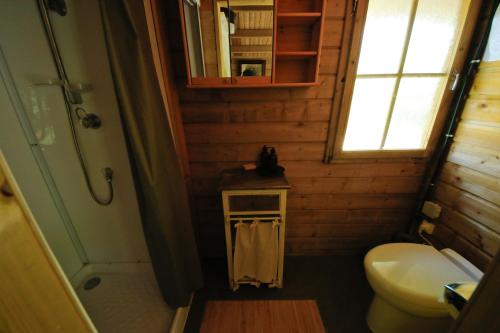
[286,176,422,194]
[434,182,500,234]
[196,208,411,230]
[282,160,427,177]
[190,161,427,178]
[288,208,411,224]
[454,122,500,151]
[319,48,340,74]
[290,75,337,99]
[448,142,500,178]
[325,0,346,19]
[182,99,332,123]
[322,19,344,47]
[432,224,492,271]
[461,98,500,123]
[184,122,329,143]
[285,223,405,238]
[439,206,500,256]
[191,176,421,195]
[287,194,416,210]
[440,162,500,206]
[193,193,415,211]
[165,0,427,256]
[432,61,500,270]
[469,67,500,96]
[187,143,325,162]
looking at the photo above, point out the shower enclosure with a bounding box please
[0,0,174,331]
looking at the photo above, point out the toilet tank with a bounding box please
[440,248,483,281]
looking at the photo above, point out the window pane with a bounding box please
[343,78,396,151]
[383,77,446,150]
[404,0,470,73]
[357,0,413,75]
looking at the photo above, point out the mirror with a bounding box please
[229,0,274,79]
[181,0,274,83]
[182,0,231,78]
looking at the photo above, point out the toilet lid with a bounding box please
[364,243,474,316]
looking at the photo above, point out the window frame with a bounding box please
[325,0,482,161]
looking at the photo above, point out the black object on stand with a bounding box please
[256,145,285,177]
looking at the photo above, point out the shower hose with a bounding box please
[37,0,114,206]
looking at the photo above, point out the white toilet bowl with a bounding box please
[364,243,482,333]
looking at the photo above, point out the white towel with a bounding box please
[233,220,279,286]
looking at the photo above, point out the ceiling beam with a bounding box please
[231,45,272,52]
[232,6,274,11]
[231,55,273,59]
[231,29,273,38]
[227,0,273,6]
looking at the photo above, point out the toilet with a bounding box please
[364,243,483,333]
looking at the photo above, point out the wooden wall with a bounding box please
[430,60,500,271]
[166,0,429,257]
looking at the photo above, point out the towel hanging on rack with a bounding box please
[233,220,280,287]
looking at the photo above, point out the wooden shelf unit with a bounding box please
[275,57,317,84]
[276,0,324,13]
[179,0,326,88]
[273,0,326,84]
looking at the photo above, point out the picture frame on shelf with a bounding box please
[238,60,266,76]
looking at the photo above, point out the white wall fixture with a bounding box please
[422,201,442,219]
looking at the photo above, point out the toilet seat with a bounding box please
[364,243,475,317]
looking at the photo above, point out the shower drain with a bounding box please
[84,277,101,290]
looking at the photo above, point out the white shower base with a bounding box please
[73,263,174,333]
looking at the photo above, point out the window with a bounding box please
[329,0,479,159]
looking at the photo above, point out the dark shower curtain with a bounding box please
[99,0,202,307]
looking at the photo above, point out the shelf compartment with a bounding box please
[277,12,322,17]
[276,51,318,58]
[274,57,317,84]
[276,13,322,25]
[276,22,321,52]
[277,0,323,13]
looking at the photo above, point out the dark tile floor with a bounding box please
[185,256,373,333]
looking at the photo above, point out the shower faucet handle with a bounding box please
[74,107,102,129]
[80,113,102,129]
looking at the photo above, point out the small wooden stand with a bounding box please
[220,170,290,290]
